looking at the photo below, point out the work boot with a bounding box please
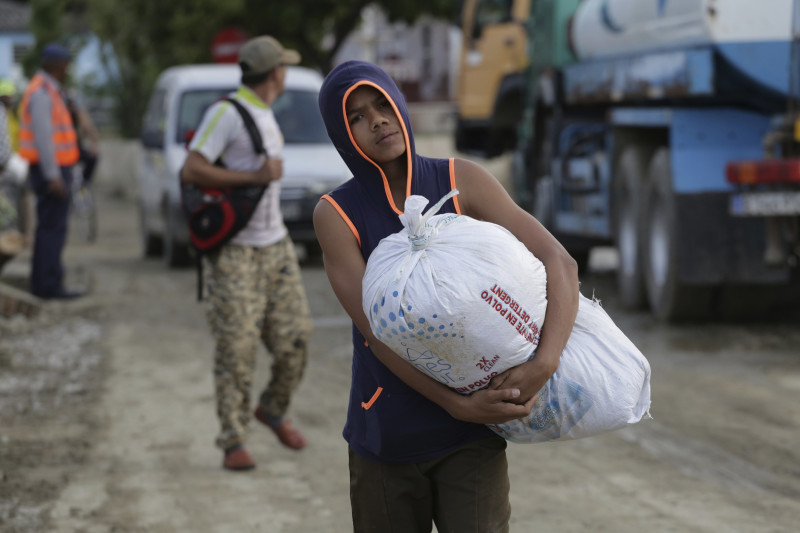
[222,445,255,471]
[254,407,307,450]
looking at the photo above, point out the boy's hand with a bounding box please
[489,358,555,405]
[447,387,535,425]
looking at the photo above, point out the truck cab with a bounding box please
[455,0,530,158]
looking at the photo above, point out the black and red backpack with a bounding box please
[180,97,267,299]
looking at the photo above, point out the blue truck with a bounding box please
[465,0,800,321]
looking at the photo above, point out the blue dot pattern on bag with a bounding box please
[372,294,464,343]
[369,288,467,387]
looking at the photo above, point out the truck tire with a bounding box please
[613,147,647,309]
[642,148,712,321]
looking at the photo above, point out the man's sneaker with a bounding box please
[222,445,255,471]
[253,407,307,450]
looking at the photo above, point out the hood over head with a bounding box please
[319,60,417,214]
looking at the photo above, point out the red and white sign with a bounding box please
[211,27,249,64]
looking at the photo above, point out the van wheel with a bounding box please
[163,204,191,268]
[139,203,162,257]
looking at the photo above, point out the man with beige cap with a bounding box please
[181,35,313,471]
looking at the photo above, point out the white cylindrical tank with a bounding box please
[570,0,795,94]
[571,0,792,60]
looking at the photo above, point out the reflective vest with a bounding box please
[18,73,79,166]
[7,110,20,152]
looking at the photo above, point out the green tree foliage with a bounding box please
[23,0,89,75]
[28,0,459,137]
[82,0,248,136]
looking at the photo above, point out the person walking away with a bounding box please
[180,35,313,472]
[313,61,580,532]
[66,90,100,188]
[17,43,83,299]
[65,90,100,243]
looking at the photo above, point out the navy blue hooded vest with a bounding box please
[318,61,494,464]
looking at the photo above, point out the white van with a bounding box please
[138,63,351,266]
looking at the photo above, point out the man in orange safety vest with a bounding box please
[18,42,83,299]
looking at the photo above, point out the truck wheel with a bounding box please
[643,148,712,321]
[163,203,191,268]
[139,203,162,257]
[613,147,647,309]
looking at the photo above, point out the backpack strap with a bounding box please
[194,96,269,302]
[223,96,268,157]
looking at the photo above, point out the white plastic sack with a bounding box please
[487,293,651,443]
[2,153,29,185]
[363,191,548,393]
[362,192,651,444]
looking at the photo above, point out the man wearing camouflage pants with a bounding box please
[180,36,312,471]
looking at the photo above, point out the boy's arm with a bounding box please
[313,199,536,425]
[454,158,580,404]
[179,100,281,189]
[180,150,279,188]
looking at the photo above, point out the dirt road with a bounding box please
[1,138,800,532]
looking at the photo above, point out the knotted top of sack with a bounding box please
[399,190,459,251]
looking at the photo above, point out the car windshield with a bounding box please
[176,89,230,144]
[176,88,329,145]
[272,89,330,144]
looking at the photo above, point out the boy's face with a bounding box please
[345,85,406,164]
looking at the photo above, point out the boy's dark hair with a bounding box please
[240,65,273,87]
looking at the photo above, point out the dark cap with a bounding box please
[238,35,300,77]
[41,43,72,62]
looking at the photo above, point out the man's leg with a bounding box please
[256,236,312,418]
[349,447,435,533]
[205,244,266,452]
[29,165,71,298]
[430,437,511,533]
